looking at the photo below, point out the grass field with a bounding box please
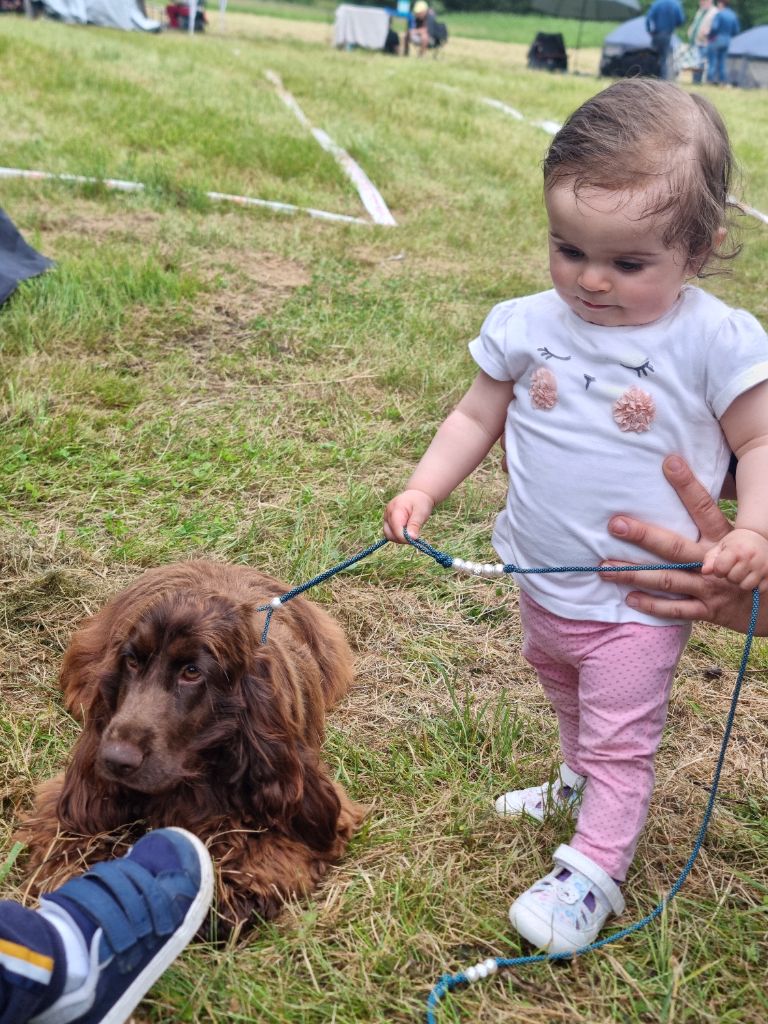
[1,7,767,1024]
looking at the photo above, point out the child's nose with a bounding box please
[577,264,610,293]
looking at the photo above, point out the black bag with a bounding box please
[599,48,661,79]
[431,19,448,45]
[383,27,400,54]
[527,32,567,72]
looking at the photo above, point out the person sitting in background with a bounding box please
[409,0,435,56]
[645,0,685,79]
[707,0,741,85]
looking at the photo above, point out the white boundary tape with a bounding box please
[0,167,371,226]
[265,69,397,228]
[480,97,524,121]
[731,197,768,226]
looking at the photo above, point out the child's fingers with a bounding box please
[699,543,722,577]
[714,551,764,590]
[383,504,411,543]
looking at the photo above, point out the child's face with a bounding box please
[545,183,694,328]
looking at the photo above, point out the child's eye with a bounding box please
[614,260,643,273]
[558,246,584,261]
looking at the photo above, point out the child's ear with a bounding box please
[687,226,727,277]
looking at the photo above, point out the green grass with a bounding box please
[1,8,767,1024]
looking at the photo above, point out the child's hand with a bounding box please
[384,489,435,543]
[701,528,768,592]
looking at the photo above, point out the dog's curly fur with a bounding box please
[16,560,365,935]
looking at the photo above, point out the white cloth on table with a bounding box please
[334,4,389,49]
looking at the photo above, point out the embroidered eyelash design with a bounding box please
[538,347,571,361]
[620,359,654,378]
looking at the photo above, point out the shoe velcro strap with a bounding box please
[552,843,625,916]
[52,861,177,954]
[49,875,144,955]
[101,859,181,939]
[85,861,158,941]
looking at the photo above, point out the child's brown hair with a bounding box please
[543,79,739,273]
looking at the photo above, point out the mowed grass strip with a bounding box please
[1,10,767,1023]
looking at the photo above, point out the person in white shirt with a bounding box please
[384,79,768,954]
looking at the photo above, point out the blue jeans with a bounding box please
[650,31,673,79]
[707,37,730,83]
[692,43,707,83]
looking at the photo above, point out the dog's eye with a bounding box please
[124,654,139,671]
[179,664,202,684]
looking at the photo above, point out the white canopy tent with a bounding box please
[41,0,161,30]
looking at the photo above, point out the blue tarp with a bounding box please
[727,25,768,86]
[0,209,53,306]
[602,14,680,50]
[728,24,768,58]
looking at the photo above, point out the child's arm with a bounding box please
[384,370,514,542]
[701,380,768,592]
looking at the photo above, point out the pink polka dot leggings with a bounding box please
[519,592,691,880]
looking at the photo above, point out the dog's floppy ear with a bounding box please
[57,649,133,833]
[233,645,341,852]
[287,747,343,852]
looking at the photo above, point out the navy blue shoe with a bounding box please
[30,828,213,1024]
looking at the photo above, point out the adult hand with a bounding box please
[601,455,766,635]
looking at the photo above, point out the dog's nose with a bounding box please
[101,740,144,776]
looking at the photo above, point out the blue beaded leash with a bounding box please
[255,529,760,1024]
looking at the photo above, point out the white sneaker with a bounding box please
[508,844,625,954]
[494,763,586,821]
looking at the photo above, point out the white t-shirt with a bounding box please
[469,286,768,626]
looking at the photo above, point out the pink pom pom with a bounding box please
[613,386,655,432]
[530,367,558,410]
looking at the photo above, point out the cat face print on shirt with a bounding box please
[530,344,657,432]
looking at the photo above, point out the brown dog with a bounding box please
[17,560,364,935]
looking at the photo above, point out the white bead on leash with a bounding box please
[451,558,506,577]
[463,958,499,983]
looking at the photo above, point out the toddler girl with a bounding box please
[384,79,768,953]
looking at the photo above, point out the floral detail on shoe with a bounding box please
[530,367,558,410]
[508,845,625,954]
[612,386,655,432]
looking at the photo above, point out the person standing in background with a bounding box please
[688,0,716,83]
[707,0,741,85]
[645,0,685,79]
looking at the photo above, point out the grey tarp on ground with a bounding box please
[0,208,53,306]
[42,0,161,31]
[602,15,682,52]
[727,25,768,87]
[600,15,682,75]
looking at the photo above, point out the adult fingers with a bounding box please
[623,591,708,622]
[599,563,702,594]
[606,515,704,565]
[662,455,732,543]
